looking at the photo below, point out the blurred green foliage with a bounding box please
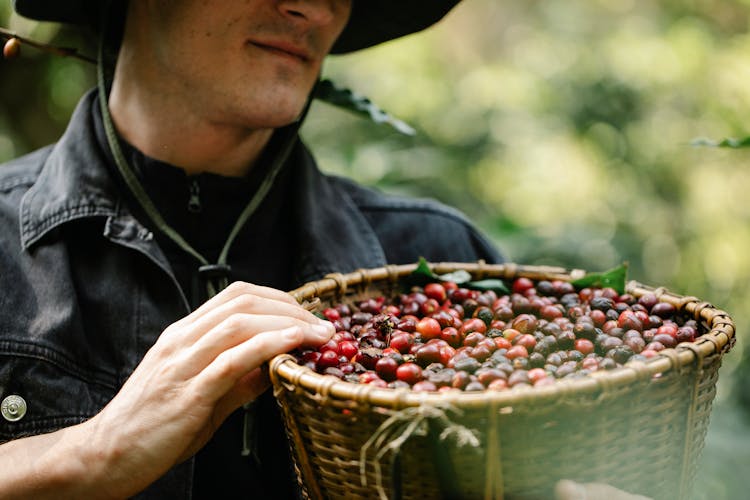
[2,0,749,498]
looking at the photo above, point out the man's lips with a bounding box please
[249,40,312,63]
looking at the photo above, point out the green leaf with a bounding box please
[414,256,438,279]
[464,279,510,294]
[403,257,438,288]
[314,79,416,136]
[437,270,472,284]
[570,263,628,295]
[690,136,750,149]
[406,258,509,293]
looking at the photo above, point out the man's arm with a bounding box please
[0,281,333,499]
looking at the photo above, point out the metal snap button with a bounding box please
[1,395,27,422]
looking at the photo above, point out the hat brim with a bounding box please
[332,0,461,54]
[12,0,461,54]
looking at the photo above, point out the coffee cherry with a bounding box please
[527,368,548,384]
[624,336,646,354]
[375,356,399,381]
[535,280,555,296]
[506,345,529,360]
[338,340,359,359]
[494,336,512,350]
[435,326,459,348]
[424,282,447,302]
[676,326,697,343]
[297,277,704,393]
[477,368,506,386]
[396,362,423,385]
[317,350,340,370]
[574,338,595,355]
[471,345,492,362]
[590,296,615,311]
[3,38,20,59]
[460,317,487,336]
[463,331,485,347]
[389,332,414,354]
[508,370,530,387]
[581,357,599,371]
[512,277,535,295]
[651,302,676,318]
[487,378,509,391]
[413,380,438,392]
[474,306,495,326]
[514,334,537,353]
[608,345,634,364]
[454,356,481,373]
[511,314,538,335]
[415,343,442,367]
[416,317,441,341]
[652,333,677,349]
[322,307,340,321]
[618,310,643,331]
[657,323,678,338]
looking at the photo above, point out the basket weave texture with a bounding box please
[269,262,735,500]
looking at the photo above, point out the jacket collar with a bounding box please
[19,88,388,287]
[20,90,119,250]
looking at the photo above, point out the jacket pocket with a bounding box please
[0,343,118,441]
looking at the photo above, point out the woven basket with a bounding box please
[269,262,735,500]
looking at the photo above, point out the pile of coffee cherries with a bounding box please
[294,278,703,392]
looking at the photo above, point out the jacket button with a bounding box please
[1,395,27,422]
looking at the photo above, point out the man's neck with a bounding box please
[107,59,274,178]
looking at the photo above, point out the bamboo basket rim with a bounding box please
[271,261,735,409]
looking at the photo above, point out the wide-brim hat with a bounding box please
[12,0,463,54]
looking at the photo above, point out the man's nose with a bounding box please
[277,0,340,27]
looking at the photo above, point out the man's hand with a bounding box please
[78,281,332,497]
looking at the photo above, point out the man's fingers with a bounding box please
[173,281,303,328]
[176,291,329,345]
[183,314,332,371]
[196,325,306,396]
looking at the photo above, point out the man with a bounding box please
[0,1,501,498]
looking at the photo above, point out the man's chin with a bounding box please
[249,107,308,129]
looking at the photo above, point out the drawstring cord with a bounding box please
[95,1,310,459]
[96,42,298,296]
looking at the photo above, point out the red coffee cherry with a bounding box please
[375,356,399,382]
[297,276,704,394]
[416,317,442,341]
[396,362,423,385]
[423,282,447,302]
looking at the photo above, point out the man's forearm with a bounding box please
[0,421,113,499]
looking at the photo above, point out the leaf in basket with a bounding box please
[407,257,459,287]
[407,257,510,293]
[438,270,473,284]
[464,279,510,294]
[408,256,439,284]
[570,263,628,294]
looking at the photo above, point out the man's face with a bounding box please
[137,0,352,129]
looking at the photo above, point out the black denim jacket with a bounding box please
[0,90,501,498]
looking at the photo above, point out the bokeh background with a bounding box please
[1,0,748,497]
